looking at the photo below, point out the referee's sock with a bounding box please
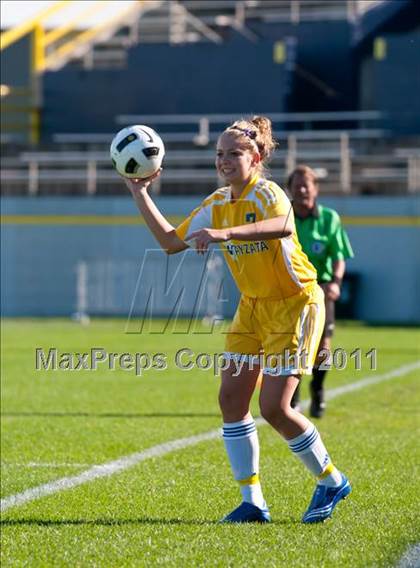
[290,383,301,409]
[311,368,327,391]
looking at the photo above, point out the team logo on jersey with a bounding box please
[312,241,326,254]
[226,241,269,258]
[245,213,256,223]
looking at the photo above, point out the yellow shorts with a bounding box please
[224,284,325,376]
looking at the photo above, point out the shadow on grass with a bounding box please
[0,517,296,527]
[1,412,221,419]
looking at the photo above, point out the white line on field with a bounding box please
[396,543,420,568]
[1,360,419,513]
[1,463,92,468]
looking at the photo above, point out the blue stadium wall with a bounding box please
[249,20,357,112]
[1,196,419,324]
[42,34,292,137]
[41,21,357,137]
[359,28,420,134]
[42,18,420,137]
[3,10,418,138]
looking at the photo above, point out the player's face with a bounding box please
[216,133,259,186]
[289,173,318,210]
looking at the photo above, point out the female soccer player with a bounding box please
[288,165,354,418]
[123,116,351,524]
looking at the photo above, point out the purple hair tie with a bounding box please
[232,126,257,140]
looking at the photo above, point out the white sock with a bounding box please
[287,424,342,487]
[222,417,266,509]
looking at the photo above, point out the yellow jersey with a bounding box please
[175,175,317,299]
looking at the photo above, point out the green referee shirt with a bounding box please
[294,203,354,283]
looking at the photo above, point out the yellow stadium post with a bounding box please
[30,108,41,145]
[30,25,45,145]
[373,37,387,61]
[32,24,46,73]
[273,41,286,64]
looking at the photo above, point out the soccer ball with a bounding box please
[110,125,165,179]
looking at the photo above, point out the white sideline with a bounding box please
[1,360,419,513]
[396,544,420,568]
[2,463,92,468]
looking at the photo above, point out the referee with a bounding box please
[287,165,354,418]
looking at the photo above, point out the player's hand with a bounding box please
[122,169,162,196]
[187,228,230,254]
[325,282,341,301]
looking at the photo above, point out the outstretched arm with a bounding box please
[188,214,293,254]
[124,173,188,255]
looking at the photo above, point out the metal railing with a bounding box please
[0,1,149,72]
[179,0,386,26]
[0,85,40,145]
[14,109,396,194]
[114,110,385,146]
[3,137,419,196]
[0,1,154,142]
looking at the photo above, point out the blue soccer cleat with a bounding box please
[220,502,271,524]
[302,474,351,524]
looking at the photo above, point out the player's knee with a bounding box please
[259,399,290,427]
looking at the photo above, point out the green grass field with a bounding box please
[1,319,419,567]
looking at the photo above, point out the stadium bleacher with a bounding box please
[1,0,419,195]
